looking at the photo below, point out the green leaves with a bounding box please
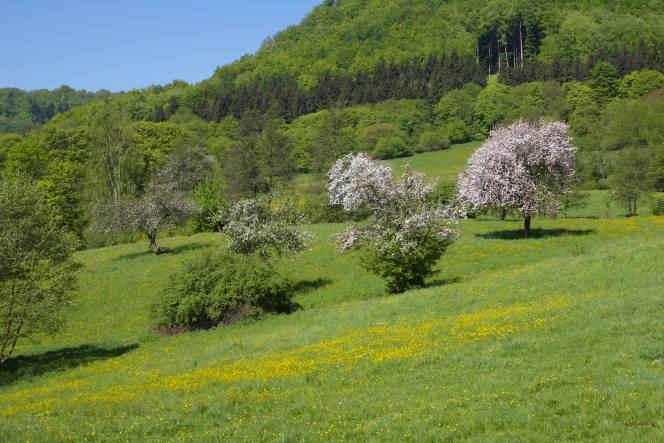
[0,175,79,363]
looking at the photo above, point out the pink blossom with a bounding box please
[458,120,576,217]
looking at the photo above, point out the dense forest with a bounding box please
[0,86,110,133]
[1,0,663,247]
[4,0,664,129]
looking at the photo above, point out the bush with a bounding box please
[372,136,412,159]
[417,130,451,152]
[362,234,452,294]
[430,180,457,204]
[192,179,226,232]
[358,123,402,152]
[155,252,296,330]
[441,119,469,144]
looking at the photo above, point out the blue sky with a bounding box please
[1,0,321,91]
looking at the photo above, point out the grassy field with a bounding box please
[1,145,663,442]
[386,142,481,181]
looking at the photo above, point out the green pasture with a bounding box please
[1,144,662,442]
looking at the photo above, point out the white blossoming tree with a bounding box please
[329,153,460,293]
[218,198,311,258]
[95,145,213,254]
[457,121,576,237]
[98,180,196,254]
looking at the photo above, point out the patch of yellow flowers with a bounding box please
[0,295,569,417]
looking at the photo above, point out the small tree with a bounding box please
[329,153,460,293]
[458,120,576,236]
[0,176,80,364]
[219,198,310,258]
[95,145,212,253]
[609,148,651,216]
[99,180,196,253]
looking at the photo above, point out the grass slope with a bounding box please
[0,216,662,441]
[1,146,663,442]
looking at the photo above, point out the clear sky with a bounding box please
[1,0,321,92]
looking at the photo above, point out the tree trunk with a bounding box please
[524,215,532,238]
[148,231,159,254]
[500,208,507,220]
[497,41,501,73]
[519,21,524,68]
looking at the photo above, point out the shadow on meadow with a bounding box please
[113,242,213,261]
[426,276,462,288]
[292,278,333,295]
[0,344,139,386]
[477,228,595,240]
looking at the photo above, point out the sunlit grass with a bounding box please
[0,212,661,441]
[1,145,662,441]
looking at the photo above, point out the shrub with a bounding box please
[372,136,412,159]
[361,231,453,293]
[430,180,458,204]
[192,179,226,232]
[156,198,310,331]
[441,119,469,144]
[417,130,451,152]
[155,252,296,330]
[220,198,311,257]
[358,123,402,152]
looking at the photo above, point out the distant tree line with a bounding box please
[499,44,664,85]
[186,53,486,123]
[0,86,110,133]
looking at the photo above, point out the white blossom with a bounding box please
[457,120,576,217]
[328,153,461,292]
[221,198,311,257]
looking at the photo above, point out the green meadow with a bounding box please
[1,146,663,442]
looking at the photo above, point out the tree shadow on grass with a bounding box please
[281,278,334,313]
[113,242,213,261]
[0,343,139,386]
[426,276,462,288]
[477,228,595,240]
[293,278,333,295]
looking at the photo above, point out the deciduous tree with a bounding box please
[329,153,460,293]
[95,145,212,253]
[0,176,79,364]
[458,120,576,236]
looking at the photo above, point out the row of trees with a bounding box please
[1,67,661,248]
[188,53,486,123]
[158,120,578,332]
[0,118,619,363]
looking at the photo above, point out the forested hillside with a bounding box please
[0,86,109,133]
[1,0,663,247]
[3,0,664,129]
[187,0,664,120]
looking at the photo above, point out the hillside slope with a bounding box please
[1,211,662,441]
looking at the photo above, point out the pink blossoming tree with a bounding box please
[457,121,576,237]
[329,153,460,293]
